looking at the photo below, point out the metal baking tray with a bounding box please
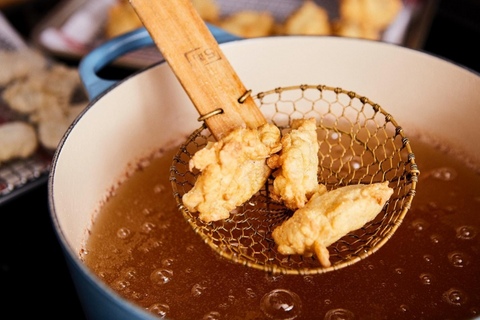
[0,13,52,205]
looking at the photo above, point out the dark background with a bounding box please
[0,0,478,319]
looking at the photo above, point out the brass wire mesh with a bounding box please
[170,85,419,275]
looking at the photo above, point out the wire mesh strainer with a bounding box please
[171,84,419,275]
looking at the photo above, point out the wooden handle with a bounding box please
[129,0,266,140]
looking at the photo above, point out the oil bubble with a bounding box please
[147,303,169,318]
[445,206,456,213]
[303,276,314,284]
[131,291,142,300]
[153,184,166,194]
[260,289,302,320]
[410,219,429,232]
[456,226,477,240]
[113,279,130,291]
[430,234,443,244]
[150,268,173,285]
[324,308,355,320]
[399,305,409,312]
[423,254,434,263]
[470,307,480,315]
[246,288,257,298]
[203,311,220,320]
[116,227,131,239]
[266,274,283,282]
[141,222,156,233]
[192,283,207,297]
[395,268,404,275]
[123,267,137,279]
[443,288,468,306]
[162,258,174,267]
[448,252,470,268]
[218,303,228,310]
[431,167,457,181]
[419,273,434,285]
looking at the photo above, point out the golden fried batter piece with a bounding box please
[190,0,220,23]
[0,49,47,86]
[283,0,331,36]
[0,122,37,164]
[273,182,393,267]
[105,0,142,39]
[219,11,275,38]
[268,118,319,210]
[183,123,281,222]
[339,0,403,31]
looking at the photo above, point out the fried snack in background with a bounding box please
[0,48,87,152]
[0,122,37,164]
[273,181,393,267]
[283,0,331,36]
[268,118,320,210]
[105,0,220,38]
[339,0,403,31]
[335,0,403,40]
[0,49,47,86]
[190,0,220,23]
[182,123,281,222]
[219,11,275,38]
[104,0,142,39]
[36,102,87,150]
[333,20,381,40]
[103,0,403,41]
[3,64,80,116]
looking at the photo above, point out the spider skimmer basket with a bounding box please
[170,85,419,275]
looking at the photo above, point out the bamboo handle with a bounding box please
[129,0,266,140]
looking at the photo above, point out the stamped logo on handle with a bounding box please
[185,47,221,66]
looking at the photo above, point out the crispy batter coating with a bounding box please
[283,0,331,36]
[183,123,281,222]
[272,182,393,267]
[339,0,403,31]
[268,118,319,210]
[0,122,37,164]
[219,11,275,38]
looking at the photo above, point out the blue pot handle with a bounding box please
[79,24,241,101]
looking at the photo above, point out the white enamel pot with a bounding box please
[49,28,480,319]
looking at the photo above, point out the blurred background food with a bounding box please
[104,0,401,40]
[26,0,438,68]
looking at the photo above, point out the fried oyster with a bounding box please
[283,0,331,36]
[268,118,320,210]
[183,123,281,222]
[272,182,393,267]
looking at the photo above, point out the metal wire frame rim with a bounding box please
[170,84,419,275]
